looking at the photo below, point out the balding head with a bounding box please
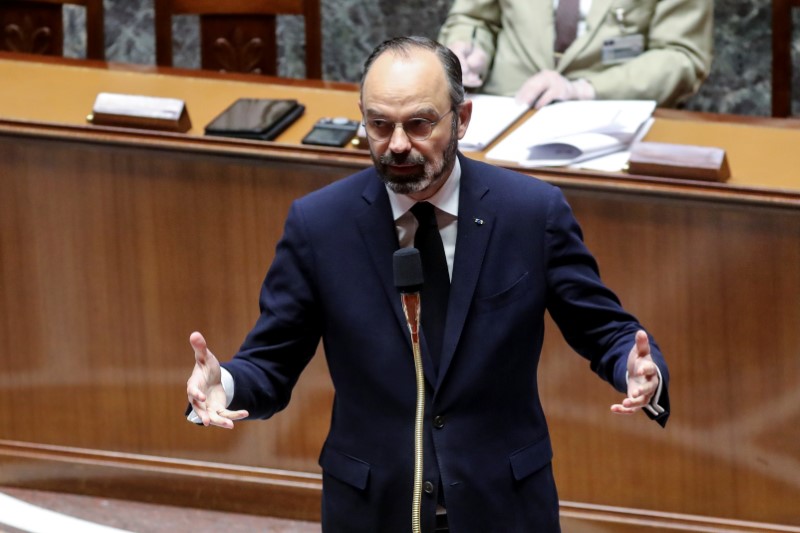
[361,36,465,110]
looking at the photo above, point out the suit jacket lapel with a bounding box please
[356,171,438,385]
[436,155,493,387]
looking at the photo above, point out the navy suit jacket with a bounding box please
[224,154,669,532]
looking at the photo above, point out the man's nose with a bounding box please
[388,123,412,152]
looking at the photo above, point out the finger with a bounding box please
[190,331,209,363]
[219,408,249,421]
[628,385,654,402]
[449,41,470,56]
[463,71,483,88]
[622,394,650,408]
[515,82,544,107]
[610,403,637,415]
[448,42,470,67]
[628,371,654,394]
[466,49,488,72]
[189,398,211,426]
[635,330,650,358]
[533,87,561,109]
[186,382,207,404]
[636,360,658,378]
[208,408,249,429]
[208,411,234,429]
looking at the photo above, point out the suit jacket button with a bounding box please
[423,481,435,494]
[433,415,445,429]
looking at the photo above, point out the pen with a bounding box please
[467,26,477,57]
[463,27,483,89]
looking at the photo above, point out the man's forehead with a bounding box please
[362,48,449,109]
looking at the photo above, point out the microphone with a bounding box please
[392,247,425,533]
[394,247,424,293]
[394,247,423,341]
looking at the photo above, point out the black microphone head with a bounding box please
[393,247,423,293]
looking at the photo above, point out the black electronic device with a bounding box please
[301,117,360,147]
[204,98,304,141]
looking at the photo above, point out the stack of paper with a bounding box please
[458,94,530,151]
[485,100,656,169]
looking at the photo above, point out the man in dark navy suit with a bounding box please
[186,36,668,533]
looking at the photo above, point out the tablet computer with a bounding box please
[205,98,305,141]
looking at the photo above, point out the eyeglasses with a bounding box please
[362,109,455,142]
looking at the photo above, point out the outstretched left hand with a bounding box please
[611,330,660,415]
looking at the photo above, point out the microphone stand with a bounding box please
[400,291,425,533]
[393,248,425,533]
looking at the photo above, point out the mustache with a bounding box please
[379,152,426,166]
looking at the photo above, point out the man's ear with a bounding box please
[456,99,473,139]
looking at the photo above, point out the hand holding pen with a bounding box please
[448,28,490,88]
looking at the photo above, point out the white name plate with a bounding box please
[88,92,192,133]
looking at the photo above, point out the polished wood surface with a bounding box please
[0,54,353,140]
[2,53,800,198]
[0,486,322,533]
[1,55,799,531]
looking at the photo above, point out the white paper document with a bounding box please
[485,100,656,169]
[458,94,530,151]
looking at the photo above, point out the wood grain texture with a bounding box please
[1,56,799,530]
[0,0,104,59]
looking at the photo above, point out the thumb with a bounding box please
[448,42,469,63]
[190,331,211,364]
[466,47,487,71]
[635,330,650,358]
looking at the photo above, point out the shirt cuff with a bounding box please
[186,367,235,423]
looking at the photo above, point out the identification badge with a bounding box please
[601,33,644,64]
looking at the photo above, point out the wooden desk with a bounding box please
[3,53,800,198]
[1,54,799,532]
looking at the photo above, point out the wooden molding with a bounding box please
[0,439,323,520]
[2,440,798,532]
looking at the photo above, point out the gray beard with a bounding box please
[372,117,459,195]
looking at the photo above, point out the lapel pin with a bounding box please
[474,218,484,225]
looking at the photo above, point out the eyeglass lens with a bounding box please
[365,110,453,141]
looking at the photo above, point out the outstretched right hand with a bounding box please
[186,331,248,429]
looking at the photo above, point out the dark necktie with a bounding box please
[555,0,580,54]
[410,202,450,374]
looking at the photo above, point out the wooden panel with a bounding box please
[0,134,355,473]
[1,442,798,531]
[1,128,799,530]
[155,0,322,78]
[0,2,63,57]
[0,1,104,60]
[1,57,800,530]
[772,0,800,117]
[200,16,277,75]
[539,188,800,525]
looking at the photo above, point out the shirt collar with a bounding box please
[386,157,461,221]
